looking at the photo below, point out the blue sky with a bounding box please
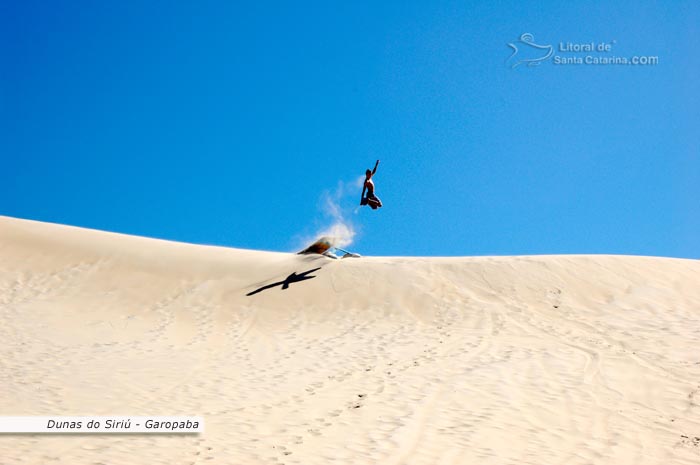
[2,1,698,258]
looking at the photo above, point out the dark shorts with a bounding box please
[364,193,382,208]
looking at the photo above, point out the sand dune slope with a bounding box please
[1,216,699,465]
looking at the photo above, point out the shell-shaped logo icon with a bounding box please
[507,33,554,69]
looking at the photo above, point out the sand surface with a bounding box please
[1,215,699,464]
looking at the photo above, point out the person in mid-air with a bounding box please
[360,160,382,209]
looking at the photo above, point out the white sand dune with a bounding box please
[1,215,699,464]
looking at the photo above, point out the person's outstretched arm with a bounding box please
[372,160,380,175]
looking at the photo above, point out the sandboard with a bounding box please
[298,238,361,258]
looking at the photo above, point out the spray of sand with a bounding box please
[295,176,365,250]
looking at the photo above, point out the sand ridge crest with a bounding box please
[1,215,699,464]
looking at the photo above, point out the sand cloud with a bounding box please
[293,177,364,251]
[314,178,363,248]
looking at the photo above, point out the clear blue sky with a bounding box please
[2,1,698,258]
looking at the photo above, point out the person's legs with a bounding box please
[368,193,382,208]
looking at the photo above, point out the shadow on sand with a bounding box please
[246,267,322,296]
